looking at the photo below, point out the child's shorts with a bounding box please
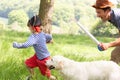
[25,54,51,78]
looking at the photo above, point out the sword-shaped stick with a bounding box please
[77,22,103,51]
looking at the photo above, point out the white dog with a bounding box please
[46,55,120,80]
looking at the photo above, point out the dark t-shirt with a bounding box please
[109,8,120,30]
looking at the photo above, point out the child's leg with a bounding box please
[38,63,56,80]
[25,54,38,78]
[48,75,56,80]
[25,66,34,80]
[25,65,34,76]
[37,57,56,80]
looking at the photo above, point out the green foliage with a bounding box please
[51,0,98,35]
[52,4,74,26]
[117,3,120,8]
[0,0,39,18]
[1,0,119,33]
[8,9,28,27]
[91,20,119,37]
[0,0,97,33]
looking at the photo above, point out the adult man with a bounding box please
[92,0,120,63]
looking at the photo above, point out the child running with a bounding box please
[13,15,56,80]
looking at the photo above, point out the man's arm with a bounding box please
[108,38,120,47]
[99,38,120,50]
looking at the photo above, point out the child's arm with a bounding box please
[13,35,36,48]
[45,34,53,44]
[13,42,30,48]
[46,39,53,43]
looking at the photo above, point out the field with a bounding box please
[0,29,115,80]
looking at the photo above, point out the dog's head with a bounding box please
[46,55,65,70]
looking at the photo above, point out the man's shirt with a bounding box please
[109,8,120,30]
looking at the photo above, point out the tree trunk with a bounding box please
[39,0,54,34]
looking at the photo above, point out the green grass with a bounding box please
[0,29,115,80]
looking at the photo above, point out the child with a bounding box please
[13,15,56,80]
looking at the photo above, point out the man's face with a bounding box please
[95,8,110,22]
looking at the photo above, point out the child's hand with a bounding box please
[13,42,18,48]
[47,40,53,44]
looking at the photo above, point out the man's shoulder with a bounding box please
[112,8,120,17]
[112,8,120,13]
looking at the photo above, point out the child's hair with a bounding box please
[27,15,42,27]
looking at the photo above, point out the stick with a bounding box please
[77,22,103,51]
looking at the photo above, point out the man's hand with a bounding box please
[99,43,111,50]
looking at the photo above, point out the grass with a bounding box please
[0,29,115,80]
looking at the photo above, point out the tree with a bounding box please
[39,0,54,34]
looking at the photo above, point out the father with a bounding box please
[92,0,120,63]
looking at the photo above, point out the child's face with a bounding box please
[28,26,35,33]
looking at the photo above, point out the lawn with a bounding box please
[0,29,115,80]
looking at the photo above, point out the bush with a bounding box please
[8,9,28,27]
[91,20,118,37]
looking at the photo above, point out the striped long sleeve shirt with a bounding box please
[13,32,52,60]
